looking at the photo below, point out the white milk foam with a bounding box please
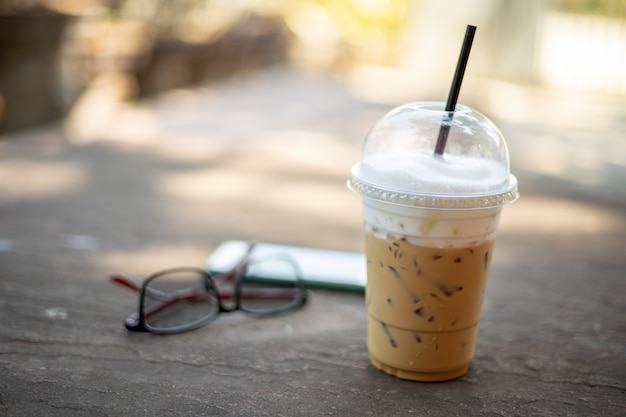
[357,149,508,196]
[357,149,504,247]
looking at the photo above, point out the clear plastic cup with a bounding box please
[348,101,518,381]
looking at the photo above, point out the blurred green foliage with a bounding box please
[552,0,626,18]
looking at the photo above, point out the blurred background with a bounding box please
[1,0,625,130]
[0,0,625,260]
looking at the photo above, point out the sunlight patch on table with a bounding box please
[98,244,213,275]
[158,169,265,200]
[145,134,229,163]
[253,129,360,177]
[0,160,86,203]
[156,167,359,224]
[500,195,623,234]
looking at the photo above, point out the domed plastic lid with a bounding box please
[348,101,518,209]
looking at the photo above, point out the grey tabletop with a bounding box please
[1,68,624,416]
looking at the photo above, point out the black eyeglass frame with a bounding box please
[122,251,308,334]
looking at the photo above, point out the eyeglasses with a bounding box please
[109,242,308,334]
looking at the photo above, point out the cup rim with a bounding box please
[347,175,519,210]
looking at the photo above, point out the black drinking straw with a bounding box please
[434,25,477,156]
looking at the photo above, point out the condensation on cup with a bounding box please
[348,101,518,381]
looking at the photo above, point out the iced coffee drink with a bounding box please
[348,102,518,381]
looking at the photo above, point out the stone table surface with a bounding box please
[1,67,625,416]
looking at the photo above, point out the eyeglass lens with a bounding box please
[143,270,219,333]
[141,257,304,332]
[240,257,304,314]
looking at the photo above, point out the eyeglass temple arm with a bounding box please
[211,241,258,287]
[109,274,141,292]
[110,274,212,326]
[109,274,169,301]
[109,274,169,327]
[136,286,301,325]
[141,287,211,321]
[110,272,289,301]
[108,239,258,295]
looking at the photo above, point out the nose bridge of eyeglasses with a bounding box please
[213,262,248,288]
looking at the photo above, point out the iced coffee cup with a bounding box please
[348,101,518,381]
